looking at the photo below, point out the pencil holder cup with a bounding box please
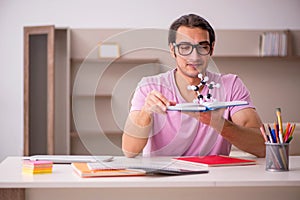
[265,143,289,172]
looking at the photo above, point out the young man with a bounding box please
[122,14,265,158]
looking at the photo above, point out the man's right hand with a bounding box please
[142,90,176,114]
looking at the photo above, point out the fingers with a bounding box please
[199,111,212,124]
[144,90,174,114]
[200,109,226,132]
[169,101,177,106]
[183,108,226,132]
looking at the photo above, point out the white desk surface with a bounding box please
[1,156,300,188]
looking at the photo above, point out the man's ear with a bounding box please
[169,43,176,58]
[210,42,215,56]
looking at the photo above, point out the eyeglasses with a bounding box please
[173,42,211,56]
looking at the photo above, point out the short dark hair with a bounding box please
[168,14,215,46]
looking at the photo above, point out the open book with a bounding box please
[167,101,248,112]
[86,162,209,175]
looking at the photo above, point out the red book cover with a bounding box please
[173,155,256,167]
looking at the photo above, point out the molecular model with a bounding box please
[187,73,220,104]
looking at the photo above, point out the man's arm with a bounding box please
[222,108,265,157]
[199,108,265,157]
[122,110,152,158]
[122,90,176,157]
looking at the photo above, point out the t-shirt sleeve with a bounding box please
[130,77,152,112]
[227,75,255,116]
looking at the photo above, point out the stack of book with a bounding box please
[260,31,290,57]
[22,160,53,174]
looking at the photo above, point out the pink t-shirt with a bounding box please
[130,69,255,157]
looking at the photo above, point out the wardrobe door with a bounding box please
[24,26,55,155]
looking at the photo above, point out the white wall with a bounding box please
[0,0,299,162]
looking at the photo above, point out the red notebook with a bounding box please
[173,155,256,167]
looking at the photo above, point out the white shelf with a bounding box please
[71,57,159,64]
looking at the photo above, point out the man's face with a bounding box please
[170,26,213,79]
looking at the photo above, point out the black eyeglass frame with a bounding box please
[172,42,212,56]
